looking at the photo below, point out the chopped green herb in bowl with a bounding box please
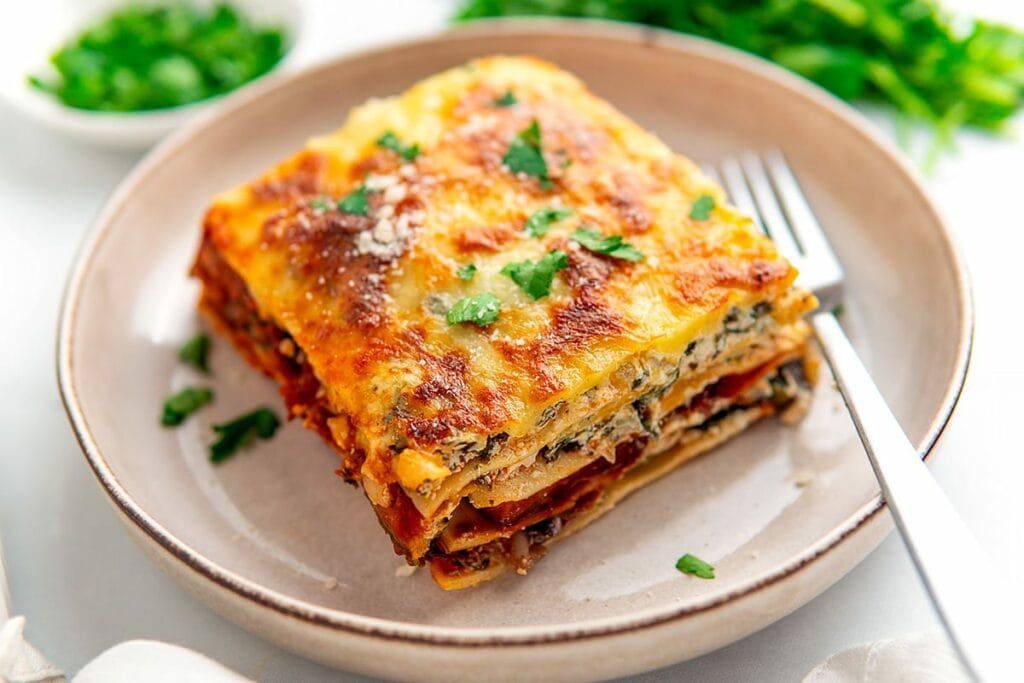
[29,2,289,113]
[11,0,301,147]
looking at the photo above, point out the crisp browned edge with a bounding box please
[55,19,974,648]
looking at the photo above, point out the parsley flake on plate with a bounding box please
[338,185,370,215]
[447,292,501,326]
[179,333,210,373]
[209,407,281,463]
[376,130,420,161]
[503,119,552,189]
[494,90,517,106]
[524,207,572,238]
[161,386,214,426]
[689,194,716,220]
[676,553,715,579]
[501,250,568,300]
[571,227,644,262]
[456,263,478,281]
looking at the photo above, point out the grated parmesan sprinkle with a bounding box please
[383,183,407,204]
[353,175,420,258]
[365,173,397,191]
[373,217,396,243]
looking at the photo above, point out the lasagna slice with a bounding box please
[192,56,818,589]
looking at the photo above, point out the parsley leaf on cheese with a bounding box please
[376,130,420,161]
[494,90,517,106]
[503,119,552,189]
[447,293,501,326]
[689,194,716,220]
[338,185,370,215]
[524,207,572,238]
[310,195,331,213]
[571,227,644,262]
[501,249,568,300]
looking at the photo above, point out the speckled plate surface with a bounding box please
[57,21,971,683]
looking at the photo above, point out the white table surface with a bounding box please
[1,1,1022,681]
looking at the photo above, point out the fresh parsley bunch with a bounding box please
[454,0,1024,160]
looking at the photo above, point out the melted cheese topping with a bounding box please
[199,56,815,506]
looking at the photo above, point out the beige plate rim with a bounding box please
[56,18,973,647]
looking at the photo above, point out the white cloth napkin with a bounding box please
[1,614,972,682]
[0,617,251,683]
[0,617,63,683]
[802,631,970,682]
[72,641,251,683]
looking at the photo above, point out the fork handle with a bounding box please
[812,312,1020,681]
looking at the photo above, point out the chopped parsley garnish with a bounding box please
[831,302,846,318]
[689,194,716,220]
[524,207,572,238]
[376,130,420,161]
[209,407,281,463]
[675,553,715,579]
[494,90,517,106]
[456,263,478,281]
[447,293,501,326]
[179,333,210,373]
[571,227,644,262]
[501,250,568,300]
[310,195,331,213]
[503,119,552,189]
[338,185,370,215]
[161,387,213,426]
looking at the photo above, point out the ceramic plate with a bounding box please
[58,21,971,683]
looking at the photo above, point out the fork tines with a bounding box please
[704,151,844,309]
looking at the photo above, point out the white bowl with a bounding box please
[0,0,305,148]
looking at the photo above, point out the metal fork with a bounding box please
[705,151,1018,682]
